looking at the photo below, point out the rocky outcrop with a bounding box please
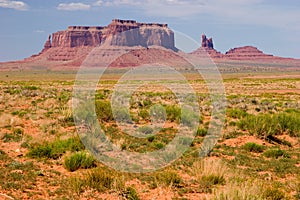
[49,19,176,51]
[43,35,52,50]
[191,34,223,58]
[192,34,276,60]
[224,46,274,60]
[201,34,214,49]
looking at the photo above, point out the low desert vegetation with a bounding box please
[242,142,265,153]
[238,111,300,138]
[0,75,299,199]
[27,136,85,159]
[63,151,96,172]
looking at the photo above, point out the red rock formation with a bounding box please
[191,34,223,58]
[201,34,214,49]
[191,34,276,60]
[224,46,274,60]
[50,19,176,50]
[43,35,52,50]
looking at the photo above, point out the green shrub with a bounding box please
[85,168,124,192]
[95,100,113,122]
[227,108,248,119]
[200,174,225,185]
[27,145,52,159]
[242,142,265,153]
[69,176,85,195]
[238,112,300,137]
[181,108,198,127]
[113,107,131,123]
[196,128,208,137]
[147,136,155,142]
[69,167,125,194]
[238,114,277,137]
[150,104,166,122]
[138,126,153,135]
[199,174,226,193]
[64,152,96,172]
[277,112,300,137]
[23,85,39,90]
[138,109,149,120]
[27,137,85,159]
[262,188,285,200]
[123,187,140,200]
[165,105,181,122]
[154,142,165,149]
[154,170,182,188]
[263,149,290,159]
[0,150,9,161]
[3,128,23,143]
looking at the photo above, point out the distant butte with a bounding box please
[0,19,299,71]
[192,34,276,60]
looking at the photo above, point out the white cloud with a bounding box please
[93,0,103,6]
[57,2,91,11]
[34,30,45,33]
[103,0,140,6]
[0,0,28,11]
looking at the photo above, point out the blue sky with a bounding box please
[0,0,300,61]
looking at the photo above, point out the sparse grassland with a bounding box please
[0,71,299,199]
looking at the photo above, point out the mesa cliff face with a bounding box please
[28,19,177,65]
[46,19,176,50]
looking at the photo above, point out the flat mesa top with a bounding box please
[67,19,168,31]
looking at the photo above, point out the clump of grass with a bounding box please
[263,149,290,159]
[0,161,39,192]
[165,105,181,123]
[113,107,131,123]
[200,174,225,186]
[227,108,248,119]
[214,178,265,200]
[122,187,140,200]
[64,151,96,172]
[181,108,198,127]
[199,174,225,193]
[68,176,85,195]
[238,111,300,137]
[154,170,182,188]
[11,110,28,118]
[196,128,208,137]
[138,126,153,135]
[242,142,265,153]
[0,150,9,161]
[262,188,285,200]
[69,167,127,196]
[138,109,149,120]
[22,85,39,90]
[27,137,85,159]
[192,158,227,193]
[2,128,23,143]
[95,100,113,122]
[84,167,125,192]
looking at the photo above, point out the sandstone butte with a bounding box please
[0,19,299,70]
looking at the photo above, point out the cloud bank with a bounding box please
[57,2,91,11]
[0,0,28,11]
